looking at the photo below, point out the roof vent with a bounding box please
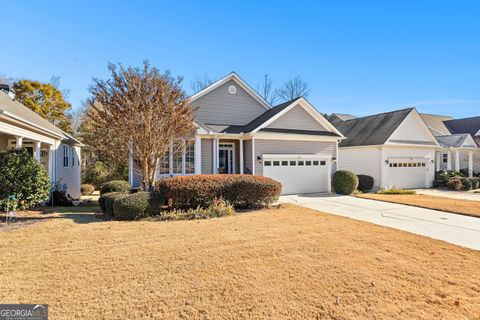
[228,85,237,95]
[0,84,15,99]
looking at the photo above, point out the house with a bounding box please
[421,114,480,173]
[331,108,443,189]
[129,72,345,195]
[0,84,82,199]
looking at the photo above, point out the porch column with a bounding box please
[15,136,23,149]
[447,151,452,170]
[239,139,244,174]
[194,136,201,174]
[455,150,460,172]
[251,138,255,175]
[213,137,219,174]
[469,151,474,178]
[435,152,441,171]
[48,144,55,182]
[35,141,41,162]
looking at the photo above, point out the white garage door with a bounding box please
[387,159,428,189]
[263,156,330,195]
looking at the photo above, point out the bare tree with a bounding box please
[88,61,196,190]
[0,74,15,84]
[256,74,278,104]
[276,76,310,101]
[70,101,87,137]
[191,73,213,93]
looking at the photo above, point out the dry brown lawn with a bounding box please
[358,193,480,218]
[0,204,479,319]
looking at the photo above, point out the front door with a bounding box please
[219,144,234,174]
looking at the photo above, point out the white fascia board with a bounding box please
[462,135,479,148]
[188,72,271,110]
[250,98,346,138]
[0,118,58,145]
[262,154,332,160]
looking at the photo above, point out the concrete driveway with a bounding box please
[280,193,480,250]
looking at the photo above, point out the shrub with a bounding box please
[0,148,51,211]
[113,192,164,220]
[434,170,464,188]
[99,192,129,215]
[154,199,235,221]
[80,184,95,195]
[332,170,359,195]
[83,161,128,188]
[156,175,281,209]
[357,175,374,192]
[471,178,480,190]
[100,180,131,195]
[48,182,73,206]
[377,188,416,195]
[446,178,463,191]
[460,178,473,191]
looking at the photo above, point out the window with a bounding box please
[421,163,426,167]
[71,147,75,167]
[63,145,69,167]
[281,161,288,166]
[442,153,448,163]
[273,161,280,166]
[298,161,304,166]
[313,161,319,166]
[393,163,398,167]
[320,161,326,166]
[159,148,170,174]
[264,161,272,166]
[305,161,312,166]
[172,141,183,174]
[289,161,296,166]
[185,140,195,174]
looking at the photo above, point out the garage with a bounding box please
[262,155,331,195]
[387,158,429,189]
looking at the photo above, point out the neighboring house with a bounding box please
[421,114,480,173]
[331,108,442,189]
[130,72,344,195]
[0,84,82,199]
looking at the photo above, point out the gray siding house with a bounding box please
[130,72,344,195]
[0,85,83,199]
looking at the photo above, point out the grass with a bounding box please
[377,188,417,195]
[358,193,480,218]
[0,203,479,319]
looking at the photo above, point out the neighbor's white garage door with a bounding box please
[263,156,330,195]
[387,158,428,189]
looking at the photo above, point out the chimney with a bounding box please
[0,84,15,99]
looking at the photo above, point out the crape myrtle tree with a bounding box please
[88,61,196,191]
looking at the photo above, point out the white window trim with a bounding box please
[157,139,196,178]
[218,142,235,174]
[63,145,69,168]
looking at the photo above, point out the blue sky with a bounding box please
[1,1,479,118]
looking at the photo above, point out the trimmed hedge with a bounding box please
[357,175,374,192]
[113,192,164,221]
[81,184,95,195]
[332,170,359,195]
[472,178,480,190]
[156,174,282,209]
[99,192,129,216]
[100,180,131,195]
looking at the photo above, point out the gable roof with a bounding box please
[327,113,356,125]
[420,113,454,136]
[444,116,480,137]
[435,133,477,148]
[212,97,343,138]
[188,72,271,110]
[335,108,414,147]
[0,91,82,145]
